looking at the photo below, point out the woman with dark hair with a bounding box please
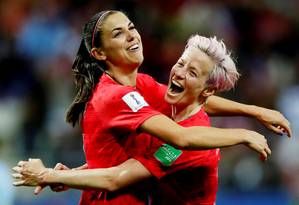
[13,10,290,205]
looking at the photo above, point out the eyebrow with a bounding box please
[111,21,133,32]
[179,58,186,63]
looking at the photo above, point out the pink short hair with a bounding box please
[186,35,240,92]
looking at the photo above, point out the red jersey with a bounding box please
[80,73,165,205]
[135,108,220,205]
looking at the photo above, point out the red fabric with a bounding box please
[136,73,170,115]
[80,73,164,205]
[135,108,220,205]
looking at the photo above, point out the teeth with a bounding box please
[128,44,139,50]
[172,80,182,88]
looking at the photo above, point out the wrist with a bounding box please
[238,129,252,144]
[243,105,259,118]
[42,168,55,184]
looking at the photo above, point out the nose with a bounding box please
[174,67,186,79]
[126,30,135,42]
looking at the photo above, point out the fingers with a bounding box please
[12,165,25,186]
[54,163,70,171]
[259,109,292,137]
[247,132,272,161]
[273,112,292,137]
[17,161,27,167]
[258,140,271,162]
[259,152,267,162]
[13,180,25,186]
[265,144,271,156]
[12,173,23,179]
[261,150,268,161]
[267,123,291,138]
[276,122,292,138]
[73,163,88,170]
[49,163,69,192]
[50,184,65,192]
[12,166,22,173]
[268,124,284,135]
[34,186,45,195]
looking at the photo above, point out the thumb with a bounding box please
[34,185,45,195]
[73,163,88,170]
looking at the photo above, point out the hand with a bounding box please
[253,106,292,137]
[243,130,271,161]
[12,158,49,187]
[34,162,71,195]
[35,163,88,194]
[74,163,88,170]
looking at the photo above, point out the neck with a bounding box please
[172,102,202,122]
[107,65,138,86]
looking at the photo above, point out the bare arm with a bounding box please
[204,95,292,137]
[12,115,271,191]
[140,114,271,158]
[13,159,151,192]
[34,163,88,195]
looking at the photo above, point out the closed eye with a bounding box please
[113,32,122,38]
[189,70,198,77]
[177,62,184,67]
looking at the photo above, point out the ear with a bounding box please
[201,87,216,97]
[90,48,107,61]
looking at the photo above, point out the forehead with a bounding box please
[180,47,214,73]
[102,12,131,32]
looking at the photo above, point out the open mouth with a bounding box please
[127,43,139,51]
[169,80,184,94]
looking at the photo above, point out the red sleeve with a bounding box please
[134,140,220,179]
[134,107,220,179]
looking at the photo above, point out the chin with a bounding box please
[131,53,144,64]
[137,53,144,62]
[128,62,142,71]
[165,94,178,105]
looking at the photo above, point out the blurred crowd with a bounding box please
[0,0,298,204]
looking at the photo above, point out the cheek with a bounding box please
[135,31,142,39]
[185,79,203,94]
[170,67,177,76]
[109,38,124,48]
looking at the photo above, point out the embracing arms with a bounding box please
[12,114,272,192]
[204,95,291,137]
[12,95,292,193]
[140,114,271,158]
[13,158,150,192]
[12,106,290,193]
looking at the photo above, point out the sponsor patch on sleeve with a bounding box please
[122,91,149,112]
[154,144,182,167]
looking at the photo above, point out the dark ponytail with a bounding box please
[66,10,117,126]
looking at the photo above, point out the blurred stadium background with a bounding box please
[0,0,298,204]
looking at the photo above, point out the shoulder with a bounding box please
[93,82,135,100]
[92,83,150,111]
[137,73,154,80]
[137,73,158,84]
[137,73,166,92]
[189,108,211,126]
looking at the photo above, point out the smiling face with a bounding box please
[96,12,143,70]
[165,47,215,108]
